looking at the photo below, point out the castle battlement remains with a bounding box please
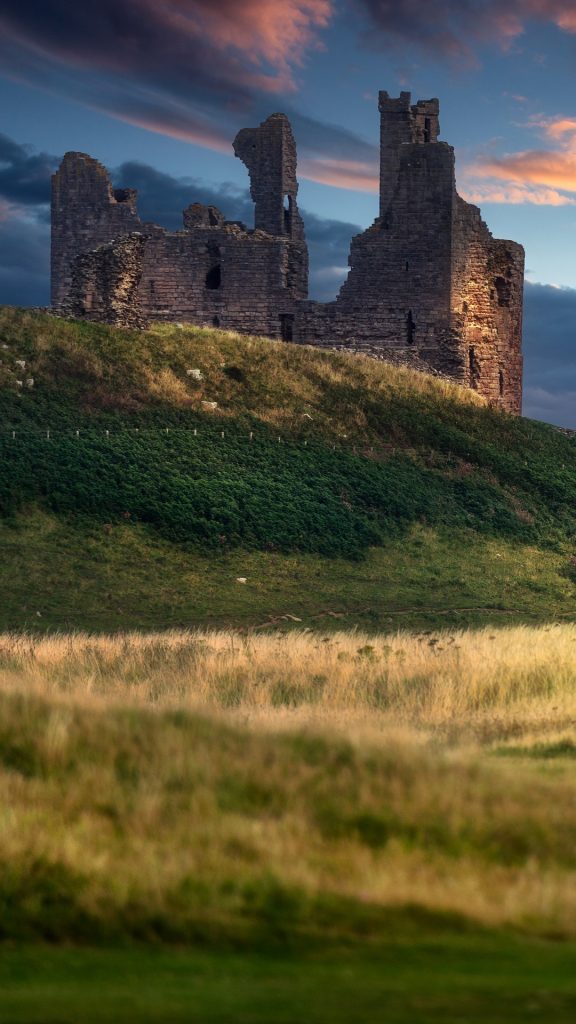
[51,92,524,413]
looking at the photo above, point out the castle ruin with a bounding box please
[51,92,524,413]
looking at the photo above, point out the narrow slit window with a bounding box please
[283,195,293,235]
[406,310,415,344]
[494,276,510,307]
[469,346,480,388]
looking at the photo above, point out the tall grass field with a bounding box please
[1,625,576,1021]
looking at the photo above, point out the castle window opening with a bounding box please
[405,260,409,272]
[284,195,293,235]
[406,310,415,344]
[205,265,221,290]
[424,117,431,143]
[499,369,505,397]
[149,280,155,293]
[213,315,220,328]
[205,242,222,290]
[280,314,294,342]
[494,276,510,307]
[469,346,480,388]
[462,301,468,313]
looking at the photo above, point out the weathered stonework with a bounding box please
[51,92,524,413]
[294,92,524,414]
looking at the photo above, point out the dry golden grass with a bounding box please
[2,623,575,747]
[1,624,576,943]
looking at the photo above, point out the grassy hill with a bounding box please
[0,305,575,632]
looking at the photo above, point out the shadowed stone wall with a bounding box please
[51,114,308,340]
[51,94,524,413]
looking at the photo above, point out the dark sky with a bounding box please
[1,1,575,425]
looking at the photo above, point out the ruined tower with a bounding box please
[295,92,524,414]
[378,91,440,215]
[233,113,305,244]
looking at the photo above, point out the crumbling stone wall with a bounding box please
[57,234,148,330]
[51,115,308,339]
[51,93,524,413]
[51,153,141,307]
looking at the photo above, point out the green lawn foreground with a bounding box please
[2,938,576,1024]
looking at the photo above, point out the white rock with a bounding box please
[15,359,26,370]
[26,378,34,388]
[187,368,203,380]
[15,380,23,387]
[236,577,248,584]
[201,400,218,409]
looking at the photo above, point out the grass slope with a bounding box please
[0,305,575,631]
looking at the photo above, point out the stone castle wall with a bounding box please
[51,93,524,413]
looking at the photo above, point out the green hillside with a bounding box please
[0,305,575,632]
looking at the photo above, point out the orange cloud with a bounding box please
[473,151,576,191]
[465,107,576,203]
[460,180,576,206]
[544,118,576,139]
[110,110,232,155]
[299,156,379,192]
[188,0,332,82]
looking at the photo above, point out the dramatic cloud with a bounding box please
[0,1,342,172]
[463,114,576,205]
[460,181,576,205]
[300,157,378,192]
[475,150,576,191]
[0,1,332,97]
[0,211,50,307]
[354,1,576,63]
[0,134,58,207]
[523,282,576,427]
[0,1,378,194]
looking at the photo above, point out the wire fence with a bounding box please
[0,424,402,459]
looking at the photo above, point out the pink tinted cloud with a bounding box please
[356,0,576,63]
[0,1,333,96]
[460,180,576,205]
[299,156,379,191]
[465,109,576,203]
[110,110,233,155]
[187,0,332,80]
[475,150,576,190]
[0,199,16,222]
